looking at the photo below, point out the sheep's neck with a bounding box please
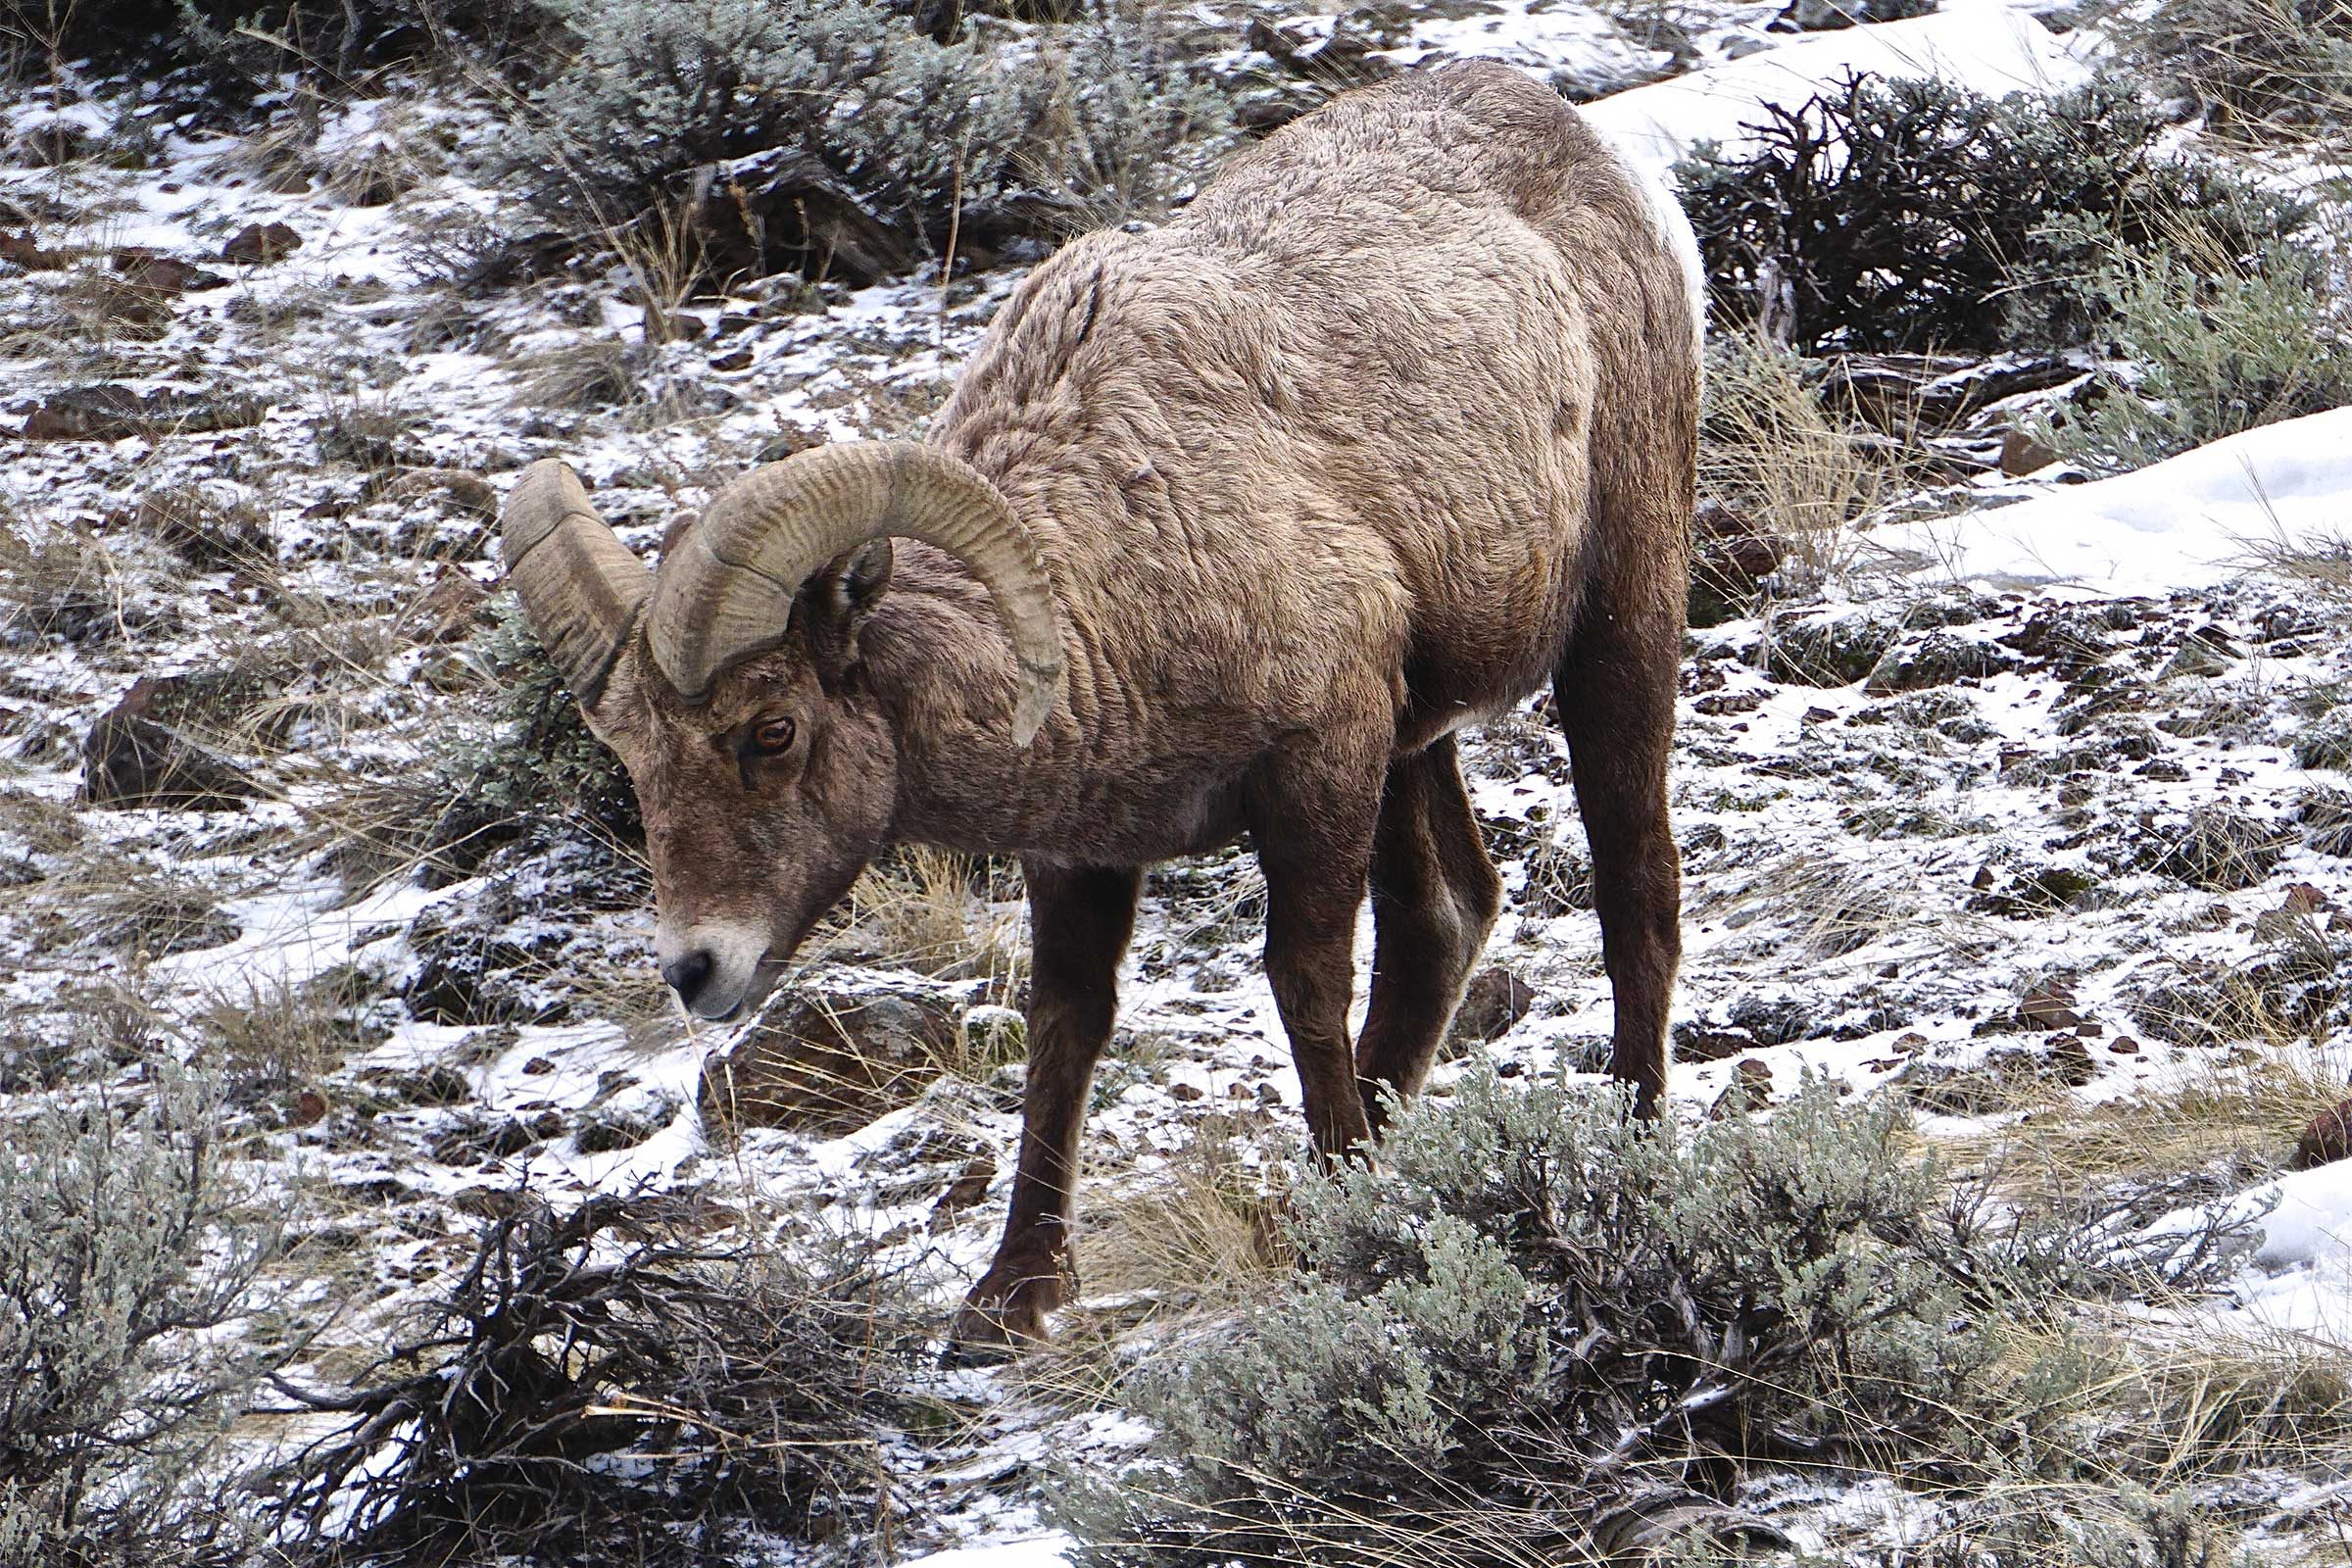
[858,572,1081,857]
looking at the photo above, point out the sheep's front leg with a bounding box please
[949,860,1141,1359]
[1250,738,1387,1161]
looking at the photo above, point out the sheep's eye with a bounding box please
[752,717,797,755]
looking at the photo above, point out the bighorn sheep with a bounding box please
[502,62,1702,1353]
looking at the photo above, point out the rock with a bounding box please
[1863,631,2019,696]
[383,466,496,516]
[81,681,259,810]
[2016,981,2082,1032]
[2283,883,2330,915]
[1709,1057,1776,1116]
[572,1094,677,1154]
[700,984,960,1138]
[1999,426,2060,475]
[1451,966,1536,1045]
[113,248,226,296]
[0,231,68,269]
[291,1088,329,1127]
[1168,1081,1204,1102]
[401,567,492,645]
[19,383,267,441]
[2292,1098,2352,1170]
[1675,1022,1760,1061]
[2048,1033,2097,1087]
[931,1155,996,1228]
[1688,500,1790,627]
[221,221,301,265]
[401,898,573,1025]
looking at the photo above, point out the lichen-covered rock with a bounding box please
[1863,631,2019,695]
[1764,609,1902,686]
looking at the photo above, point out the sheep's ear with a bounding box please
[798,539,893,684]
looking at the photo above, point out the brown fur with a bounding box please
[576,64,1699,1353]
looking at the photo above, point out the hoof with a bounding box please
[944,1266,1059,1364]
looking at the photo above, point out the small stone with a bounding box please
[1999,426,2059,476]
[1709,1057,1774,1117]
[1451,966,1536,1045]
[403,567,491,645]
[930,1155,996,1227]
[2292,1098,2352,1170]
[2108,1038,2140,1055]
[2283,883,2329,915]
[291,1089,329,1126]
[82,680,259,810]
[2049,1034,2097,1087]
[1168,1081,1204,1102]
[113,248,225,295]
[221,221,301,265]
[522,1055,556,1075]
[2017,981,2082,1032]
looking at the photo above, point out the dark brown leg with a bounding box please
[1554,616,1683,1117]
[949,859,1141,1357]
[1354,735,1503,1135]
[1248,736,1387,1162]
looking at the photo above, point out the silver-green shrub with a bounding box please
[512,0,1223,258]
[2044,229,2352,474]
[0,1063,286,1568]
[1057,1072,2077,1565]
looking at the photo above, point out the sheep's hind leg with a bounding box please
[1354,735,1503,1136]
[1249,736,1387,1162]
[948,860,1141,1360]
[1554,614,1683,1118]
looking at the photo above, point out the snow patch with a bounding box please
[1581,0,2091,182]
[1869,404,2352,595]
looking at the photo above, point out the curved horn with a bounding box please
[500,459,651,710]
[646,441,1064,745]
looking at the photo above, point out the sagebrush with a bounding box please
[1054,1073,2101,1566]
[512,0,1224,280]
[0,1060,287,1568]
[2043,224,2352,472]
[1675,73,2309,354]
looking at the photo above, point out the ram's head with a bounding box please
[500,443,1062,1021]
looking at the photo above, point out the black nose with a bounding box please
[663,950,714,1008]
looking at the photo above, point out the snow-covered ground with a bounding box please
[5,0,2350,1560]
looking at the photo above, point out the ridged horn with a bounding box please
[500,459,651,711]
[646,441,1065,745]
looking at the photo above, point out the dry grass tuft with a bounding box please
[1944,1037,2348,1193]
[840,846,1027,998]
[1701,332,1907,585]
[506,333,642,411]
[1078,1118,1294,1318]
